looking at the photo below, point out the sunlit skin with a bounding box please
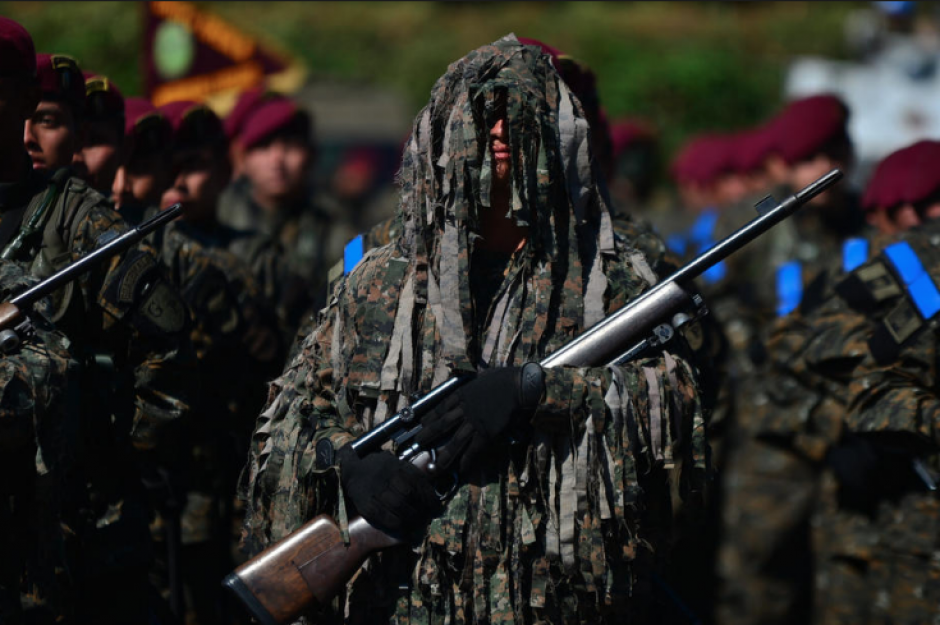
[867,201,940,235]
[241,134,311,213]
[72,119,122,194]
[769,152,848,210]
[678,182,717,213]
[160,145,231,226]
[24,100,82,172]
[714,172,749,208]
[112,150,170,210]
[477,116,528,255]
[0,76,39,182]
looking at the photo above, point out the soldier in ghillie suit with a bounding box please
[715,140,940,625]
[0,262,76,624]
[2,20,197,624]
[243,34,712,624]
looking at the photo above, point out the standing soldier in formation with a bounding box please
[243,34,713,624]
[0,262,76,624]
[1,18,197,624]
[716,139,940,625]
[219,91,354,335]
[121,99,282,624]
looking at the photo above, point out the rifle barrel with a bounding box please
[10,204,182,309]
[540,169,843,368]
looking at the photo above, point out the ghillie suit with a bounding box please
[243,34,711,625]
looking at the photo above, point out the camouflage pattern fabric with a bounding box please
[130,209,285,624]
[716,218,940,625]
[0,170,197,624]
[144,216,283,540]
[219,176,356,338]
[0,262,75,624]
[243,34,712,624]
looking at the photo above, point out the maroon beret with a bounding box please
[224,86,268,140]
[732,124,778,174]
[35,53,85,114]
[124,97,171,157]
[0,16,36,78]
[83,72,124,123]
[866,140,940,211]
[610,119,655,160]
[770,94,850,165]
[238,96,305,150]
[671,133,736,186]
[159,100,226,151]
[903,140,940,206]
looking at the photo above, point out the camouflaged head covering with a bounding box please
[393,33,616,375]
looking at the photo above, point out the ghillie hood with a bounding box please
[390,33,618,381]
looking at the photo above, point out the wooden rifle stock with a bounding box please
[225,516,402,625]
[224,170,845,624]
[224,453,437,624]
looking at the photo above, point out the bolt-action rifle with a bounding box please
[223,171,844,625]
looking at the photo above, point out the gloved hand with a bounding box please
[413,363,545,476]
[338,445,441,536]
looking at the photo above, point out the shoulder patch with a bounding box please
[118,253,157,304]
[139,281,187,334]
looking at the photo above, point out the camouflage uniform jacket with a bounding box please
[0,169,197,586]
[138,211,285,544]
[217,179,338,345]
[219,177,352,291]
[0,263,75,624]
[717,219,940,625]
[243,35,711,625]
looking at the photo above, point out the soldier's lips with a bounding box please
[161,193,185,210]
[29,157,46,169]
[492,142,510,160]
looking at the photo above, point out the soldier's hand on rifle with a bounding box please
[338,446,442,536]
[414,362,545,476]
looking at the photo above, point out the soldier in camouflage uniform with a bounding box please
[3,23,197,624]
[0,262,76,624]
[715,139,940,625]
[219,92,355,337]
[114,98,282,624]
[243,34,714,625]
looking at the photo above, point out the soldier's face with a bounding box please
[877,201,940,234]
[72,119,122,194]
[112,150,169,210]
[24,100,81,172]
[490,118,511,186]
[161,146,231,223]
[790,153,842,208]
[242,135,311,206]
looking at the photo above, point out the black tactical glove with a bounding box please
[337,445,441,536]
[413,363,545,476]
